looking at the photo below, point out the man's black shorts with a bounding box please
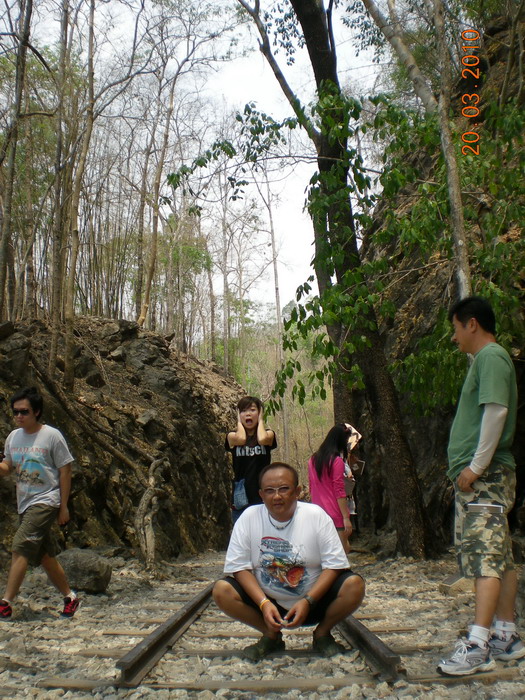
[222,569,360,625]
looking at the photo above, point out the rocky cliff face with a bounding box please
[354,15,525,549]
[0,317,241,562]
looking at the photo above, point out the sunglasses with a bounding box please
[12,409,30,416]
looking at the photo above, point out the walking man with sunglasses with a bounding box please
[0,387,79,620]
[213,462,365,660]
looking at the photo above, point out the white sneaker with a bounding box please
[437,638,496,676]
[489,633,525,661]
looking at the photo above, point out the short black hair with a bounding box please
[237,396,262,413]
[448,296,496,334]
[10,386,43,420]
[259,462,299,488]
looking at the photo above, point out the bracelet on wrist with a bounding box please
[258,597,270,610]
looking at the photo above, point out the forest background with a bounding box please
[0,0,524,557]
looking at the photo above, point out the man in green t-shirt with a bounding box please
[438,297,523,676]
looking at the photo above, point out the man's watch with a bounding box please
[303,594,316,607]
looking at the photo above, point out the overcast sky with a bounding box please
[211,14,378,314]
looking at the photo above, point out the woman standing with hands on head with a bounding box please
[308,424,362,554]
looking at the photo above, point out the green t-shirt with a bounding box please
[447,342,517,480]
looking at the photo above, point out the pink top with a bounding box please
[308,455,347,528]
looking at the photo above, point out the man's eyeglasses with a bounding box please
[262,486,292,496]
[12,409,30,416]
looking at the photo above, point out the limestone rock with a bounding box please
[0,332,30,382]
[0,317,243,562]
[0,321,15,341]
[57,548,112,592]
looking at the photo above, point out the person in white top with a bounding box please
[0,387,80,620]
[213,462,365,660]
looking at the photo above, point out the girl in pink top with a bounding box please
[308,424,358,554]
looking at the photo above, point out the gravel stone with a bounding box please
[0,549,523,699]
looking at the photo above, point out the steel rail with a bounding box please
[336,615,403,681]
[116,582,402,687]
[116,581,213,687]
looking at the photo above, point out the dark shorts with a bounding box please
[12,504,60,566]
[223,569,360,626]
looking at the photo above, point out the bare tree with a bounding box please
[237,0,430,556]
[359,0,472,298]
[252,170,289,459]
[0,0,33,319]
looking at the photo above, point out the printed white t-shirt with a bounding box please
[4,425,74,514]
[224,501,349,609]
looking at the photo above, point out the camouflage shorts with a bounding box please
[454,464,516,579]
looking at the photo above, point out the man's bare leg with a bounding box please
[314,575,365,639]
[3,552,29,601]
[474,576,501,628]
[41,554,72,597]
[495,569,518,621]
[213,579,277,638]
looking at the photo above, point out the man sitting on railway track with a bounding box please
[213,462,365,660]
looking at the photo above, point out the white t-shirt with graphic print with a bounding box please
[224,501,348,610]
[4,425,74,514]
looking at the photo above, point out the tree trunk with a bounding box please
[0,0,33,319]
[221,179,230,373]
[433,0,472,299]
[239,0,430,555]
[138,73,177,328]
[48,0,69,377]
[64,0,95,389]
[360,0,439,113]
[222,224,230,373]
[135,143,153,319]
[204,236,217,362]
[361,0,472,300]
[294,0,428,556]
[257,174,290,459]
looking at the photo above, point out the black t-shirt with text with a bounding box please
[225,432,277,506]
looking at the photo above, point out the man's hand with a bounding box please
[457,466,477,492]
[261,600,287,632]
[281,598,310,629]
[58,505,70,526]
[343,516,352,536]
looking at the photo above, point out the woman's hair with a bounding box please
[311,424,350,479]
[237,396,262,413]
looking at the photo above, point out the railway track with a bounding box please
[114,582,403,689]
[34,583,408,694]
[1,550,522,697]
